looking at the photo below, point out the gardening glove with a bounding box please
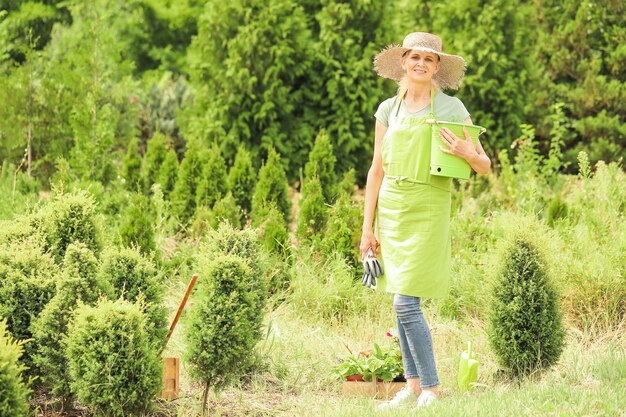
[361,248,383,288]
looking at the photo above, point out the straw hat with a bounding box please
[374,32,467,90]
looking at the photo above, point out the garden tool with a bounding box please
[457,340,479,391]
[361,248,383,288]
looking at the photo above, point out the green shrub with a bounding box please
[212,192,242,229]
[157,148,179,198]
[185,254,266,415]
[31,190,102,264]
[66,299,162,417]
[304,129,337,203]
[321,190,362,267]
[121,137,142,190]
[143,132,168,192]
[0,243,57,369]
[488,235,565,376]
[296,175,327,243]
[98,247,166,346]
[119,193,156,255]
[251,146,291,223]
[171,142,204,223]
[196,142,228,210]
[32,243,102,406]
[0,319,30,417]
[228,145,256,218]
[254,203,290,258]
[337,168,356,198]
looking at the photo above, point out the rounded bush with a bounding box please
[30,190,102,264]
[0,243,57,369]
[97,247,166,346]
[488,236,565,376]
[66,299,162,417]
[32,243,102,404]
[0,319,30,417]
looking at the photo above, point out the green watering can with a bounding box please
[427,120,486,180]
[457,341,479,392]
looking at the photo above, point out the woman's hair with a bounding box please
[396,76,440,98]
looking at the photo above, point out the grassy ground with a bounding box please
[162,282,626,417]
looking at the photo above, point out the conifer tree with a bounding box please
[251,147,291,223]
[228,145,256,217]
[156,148,179,198]
[143,132,168,192]
[488,236,565,376]
[185,254,266,416]
[196,142,228,210]
[182,0,313,177]
[212,193,242,229]
[171,142,204,223]
[322,186,362,266]
[254,203,290,258]
[0,319,30,417]
[119,193,156,255]
[296,176,327,242]
[304,129,337,203]
[122,137,142,189]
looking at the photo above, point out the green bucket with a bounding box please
[428,120,486,180]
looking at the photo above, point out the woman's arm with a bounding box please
[438,116,491,175]
[360,120,387,259]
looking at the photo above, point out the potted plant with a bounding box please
[334,332,406,398]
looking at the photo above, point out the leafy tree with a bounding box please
[121,137,142,189]
[488,236,565,376]
[251,146,291,223]
[157,148,179,198]
[185,254,266,416]
[228,145,256,218]
[0,319,30,417]
[171,141,204,223]
[304,129,337,203]
[182,0,313,177]
[532,0,626,165]
[305,0,391,178]
[66,299,162,417]
[297,176,327,242]
[196,142,228,210]
[142,131,168,192]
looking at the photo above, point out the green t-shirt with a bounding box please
[374,90,470,127]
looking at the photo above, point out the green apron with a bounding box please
[375,89,452,299]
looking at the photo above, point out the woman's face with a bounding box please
[402,50,440,83]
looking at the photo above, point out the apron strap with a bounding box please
[393,88,436,120]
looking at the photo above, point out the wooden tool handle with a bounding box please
[161,274,198,354]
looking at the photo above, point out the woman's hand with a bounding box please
[360,228,380,260]
[438,126,479,163]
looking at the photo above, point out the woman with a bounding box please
[360,32,491,409]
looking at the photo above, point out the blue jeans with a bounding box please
[393,294,440,388]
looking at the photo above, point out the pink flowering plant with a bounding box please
[333,330,404,382]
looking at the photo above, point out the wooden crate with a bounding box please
[160,357,180,400]
[341,379,405,399]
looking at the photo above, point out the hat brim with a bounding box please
[374,45,467,90]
